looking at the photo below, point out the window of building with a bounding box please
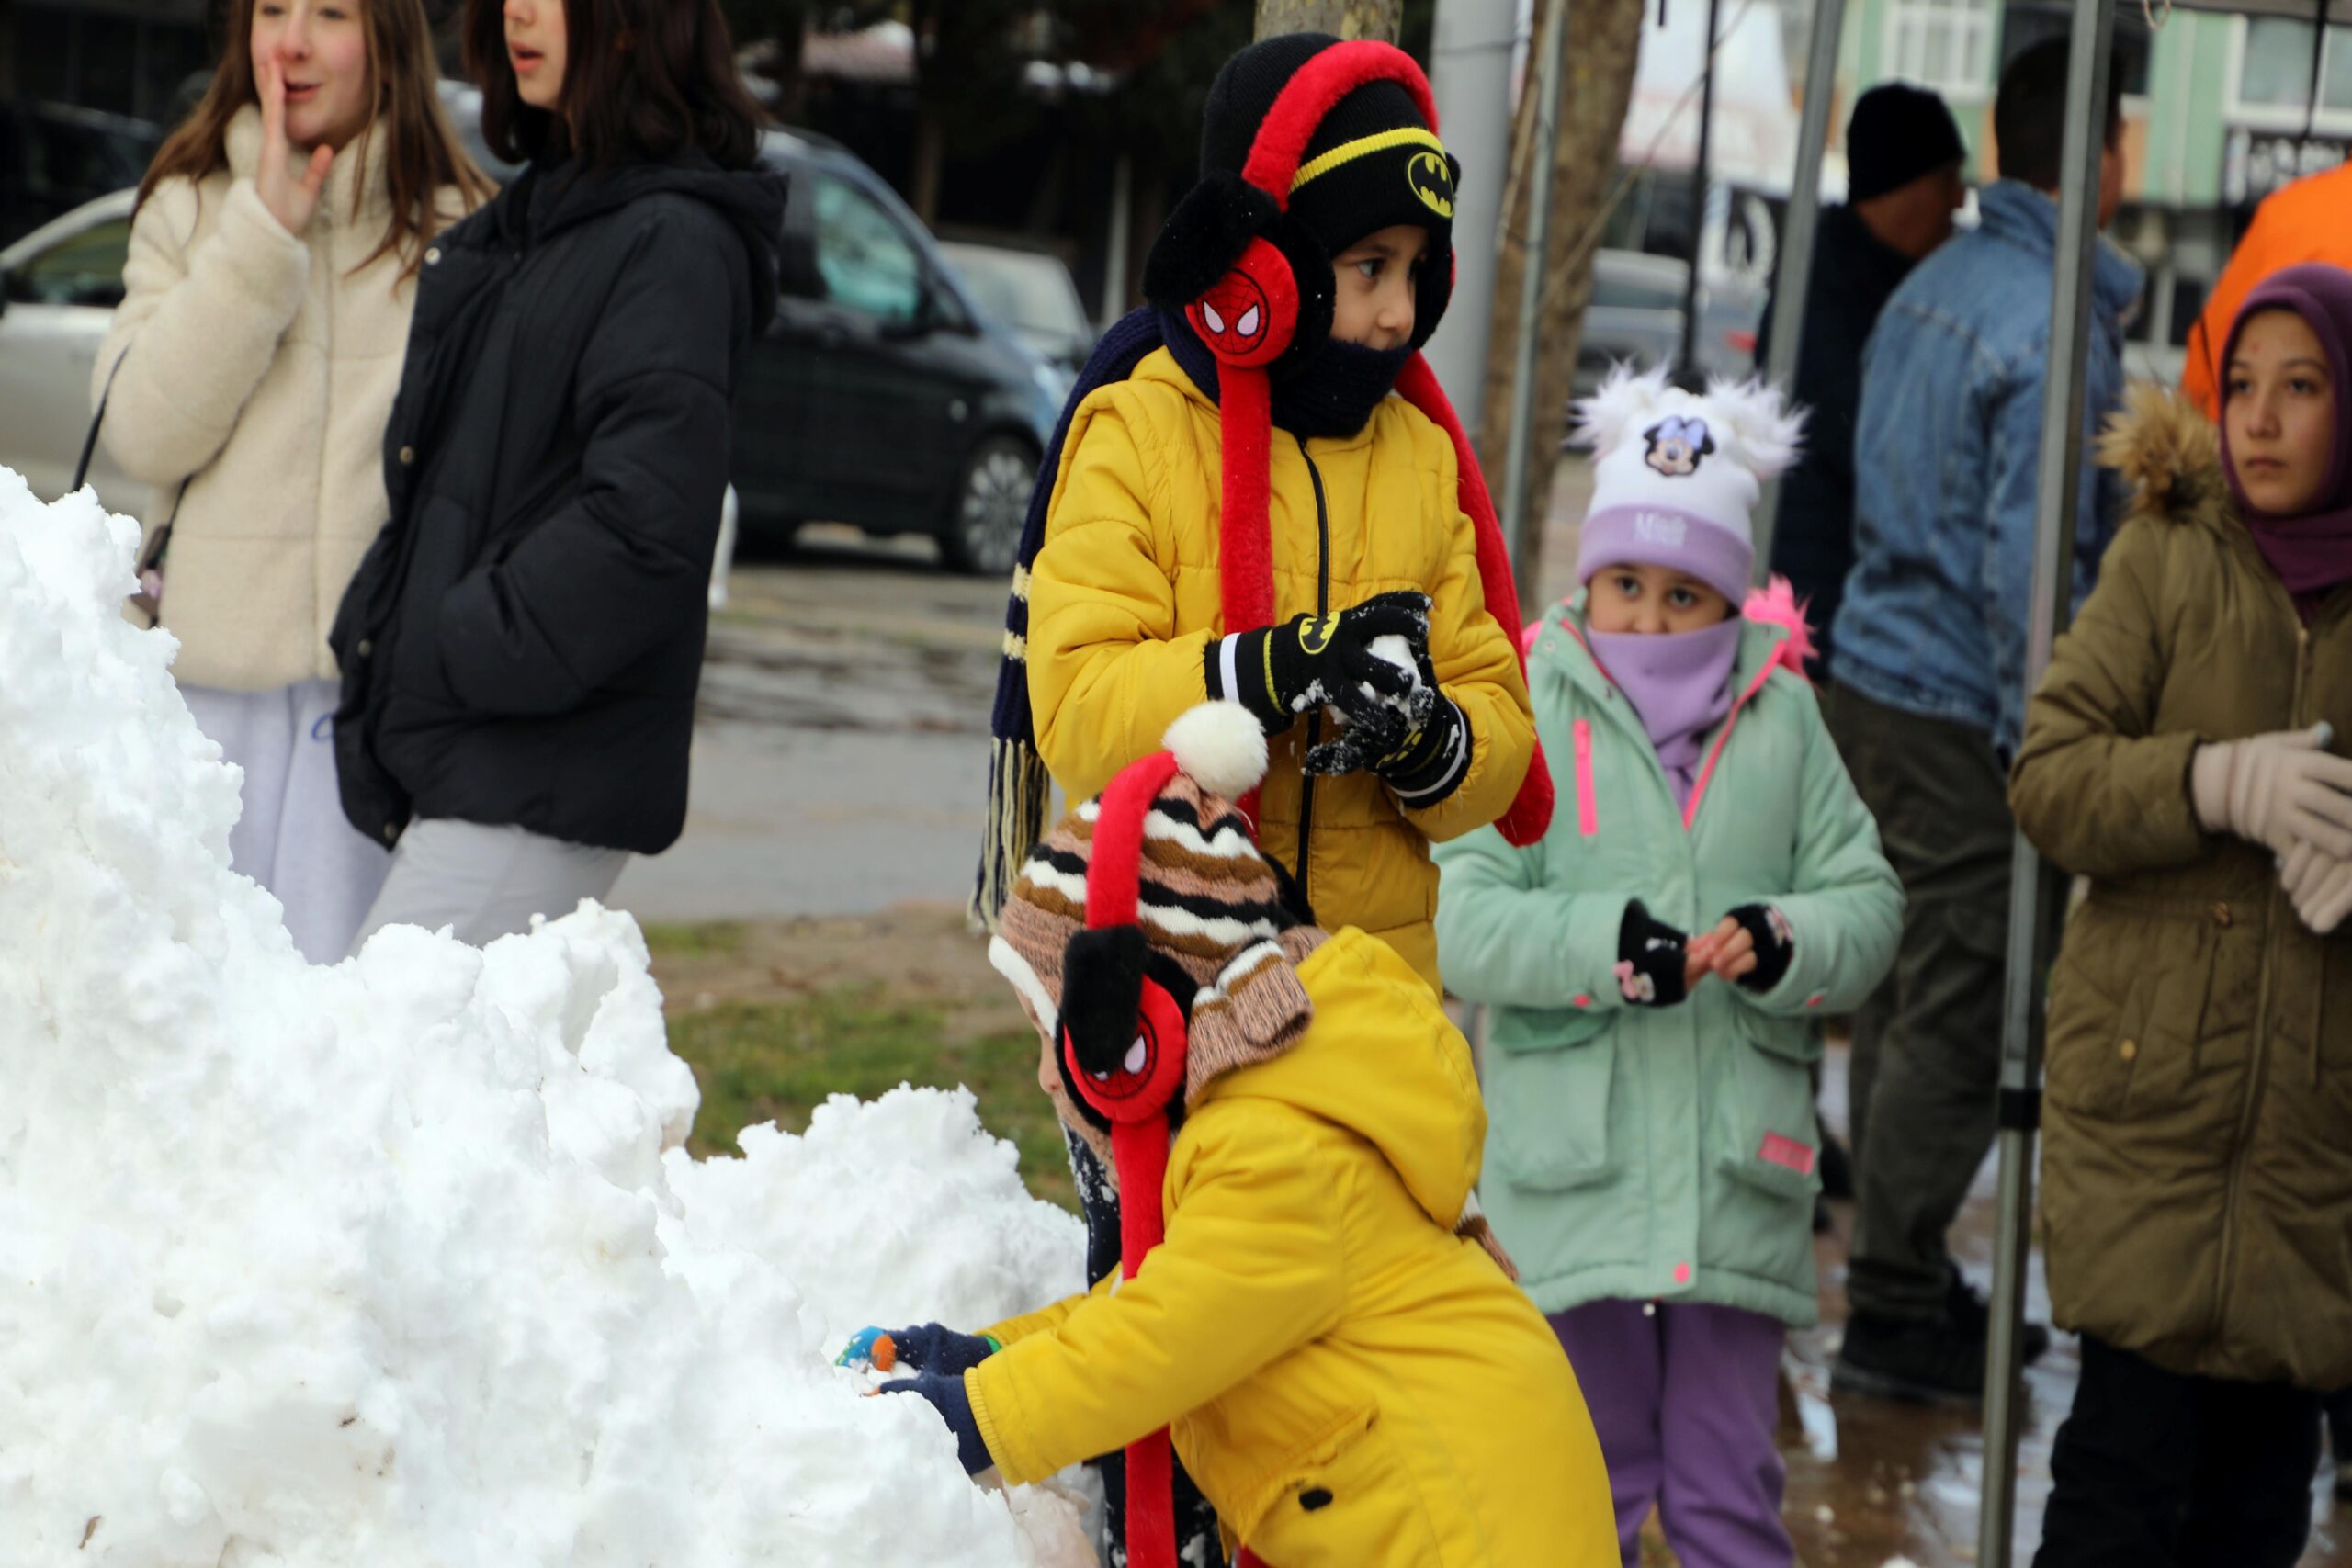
[2230,17,2352,129]
[1884,0,2001,96]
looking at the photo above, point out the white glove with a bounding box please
[2191,724,2352,857]
[2280,840,2352,935]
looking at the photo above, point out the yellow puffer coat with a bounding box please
[966,929,1615,1567]
[1026,349,1538,992]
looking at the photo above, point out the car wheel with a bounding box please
[941,434,1037,577]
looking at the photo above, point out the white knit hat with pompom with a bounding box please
[1571,365,1805,605]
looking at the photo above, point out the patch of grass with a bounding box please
[665,985,1075,1212]
[641,919,751,961]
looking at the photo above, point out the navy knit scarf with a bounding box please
[1158,308,1414,440]
[975,308,1165,925]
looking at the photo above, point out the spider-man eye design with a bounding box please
[1183,237,1298,369]
[1194,272,1271,354]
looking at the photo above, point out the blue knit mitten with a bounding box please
[878,1371,995,1475]
[836,1323,1000,1376]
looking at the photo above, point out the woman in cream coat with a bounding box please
[97,0,486,960]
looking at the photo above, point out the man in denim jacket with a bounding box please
[1826,39,2143,1404]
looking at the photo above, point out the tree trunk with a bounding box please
[1476,0,1647,615]
[1254,0,1401,39]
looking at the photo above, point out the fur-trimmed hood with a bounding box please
[2097,382,2236,540]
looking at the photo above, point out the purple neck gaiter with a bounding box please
[1586,617,1744,809]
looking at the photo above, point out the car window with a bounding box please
[6,215,132,308]
[810,173,922,324]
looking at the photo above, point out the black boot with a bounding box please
[1817,1117,1854,1201]
[1834,1266,2051,1404]
[1942,1262,2051,1366]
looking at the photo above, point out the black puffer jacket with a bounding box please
[333,152,784,854]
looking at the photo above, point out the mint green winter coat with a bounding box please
[1434,591,1902,1325]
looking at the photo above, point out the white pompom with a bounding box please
[1163,701,1269,800]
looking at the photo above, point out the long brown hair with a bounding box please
[465,0,764,173]
[138,0,494,276]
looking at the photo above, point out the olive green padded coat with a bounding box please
[2011,385,2352,1389]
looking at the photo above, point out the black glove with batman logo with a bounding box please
[1206,590,1436,738]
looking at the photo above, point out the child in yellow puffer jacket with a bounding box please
[859,704,1612,1568]
[974,31,1549,998]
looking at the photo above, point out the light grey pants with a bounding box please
[348,818,629,954]
[182,678,391,964]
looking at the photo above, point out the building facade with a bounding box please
[1831,0,2351,376]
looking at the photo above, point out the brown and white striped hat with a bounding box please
[989,702,1327,1126]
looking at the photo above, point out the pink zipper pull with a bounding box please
[1574,718,1598,838]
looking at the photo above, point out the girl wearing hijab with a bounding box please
[2013,262,2352,1568]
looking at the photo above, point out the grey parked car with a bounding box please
[936,238,1094,392]
[0,187,141,513]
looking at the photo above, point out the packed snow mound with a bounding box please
[0,468,1090,1566]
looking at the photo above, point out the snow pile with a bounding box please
[0,468,1089,1566]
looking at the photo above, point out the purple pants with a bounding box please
[1549,1299,1793,1568]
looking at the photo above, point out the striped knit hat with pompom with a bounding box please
[987,702,1328,1179]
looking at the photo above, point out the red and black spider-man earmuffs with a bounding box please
[1142,34,1458,380]
[1136,33,1555,851]
[1057,749,1195,1137]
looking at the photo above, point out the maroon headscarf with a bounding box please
[2219,263,2352,618]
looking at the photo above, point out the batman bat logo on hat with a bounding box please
[1408,150,1454,220]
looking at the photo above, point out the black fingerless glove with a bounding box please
[1725,903,1795,994]
[1205,590,1431,735]
[1614,899,1690,1008]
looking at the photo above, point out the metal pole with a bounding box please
[1102,153,1134,332]
[1499,0,1570,574]
[1748,0,1849,581]
[1678,0,1724,385]
[1980,6,2116,1565]
[1426,0,1521,430]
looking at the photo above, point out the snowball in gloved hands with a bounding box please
[1206,592,1431,736]
[1343,633,1438,728]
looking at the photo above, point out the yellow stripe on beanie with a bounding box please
[1290,128,1446,193]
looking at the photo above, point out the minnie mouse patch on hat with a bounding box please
[1573,365,1806,607]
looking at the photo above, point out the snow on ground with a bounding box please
[0,468,1091,1566]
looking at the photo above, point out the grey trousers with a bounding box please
[348,818,630,954]
[1827,683,2014,1323]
